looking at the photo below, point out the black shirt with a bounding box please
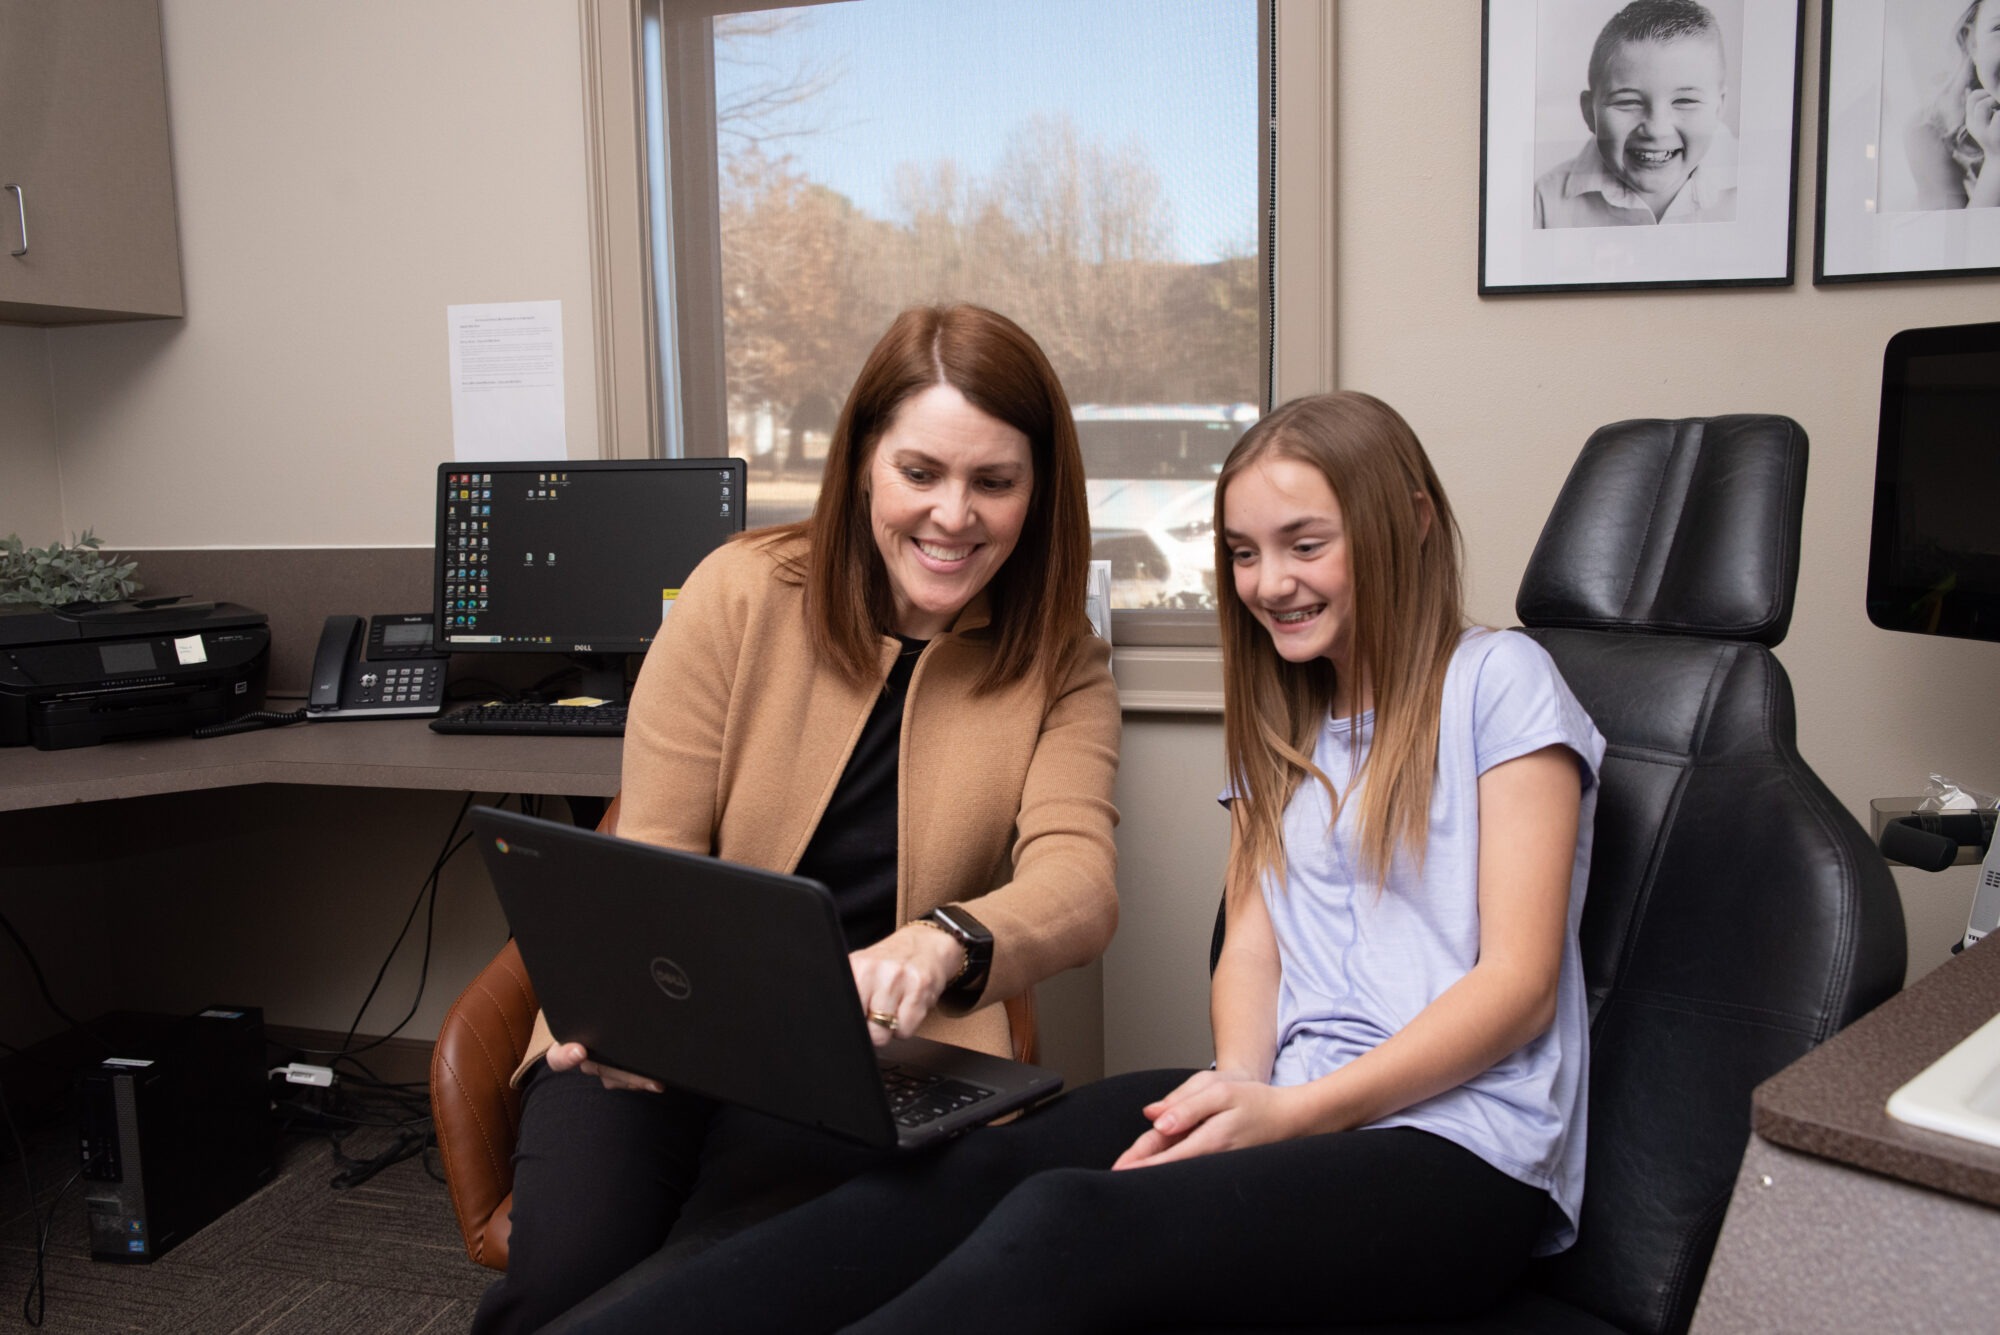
[793,636,926,948]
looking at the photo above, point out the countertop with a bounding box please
[1753,936,2000,1207]
[0,708,623,811]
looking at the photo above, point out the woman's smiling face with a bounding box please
[867,383,1034,639]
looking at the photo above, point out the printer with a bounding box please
[0,598,269,750]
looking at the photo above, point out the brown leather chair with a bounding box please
[430,795,1040,1271]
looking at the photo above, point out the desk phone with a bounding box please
[307,613,447,719]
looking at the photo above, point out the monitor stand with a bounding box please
[559,652,630,834]
[569,653,632,705]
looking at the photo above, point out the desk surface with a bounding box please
[0,715,623,812]
[1754,937,2000,1208]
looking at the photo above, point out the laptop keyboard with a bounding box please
[879,1062,996,1129]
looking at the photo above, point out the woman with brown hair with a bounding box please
[472,304,1119,1334]
[539,392,1603,1334]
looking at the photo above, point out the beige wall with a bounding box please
[0,326,60,542]
[1333,2,1999,989]
[1104,712,1230,1072]
[40,0,599,549]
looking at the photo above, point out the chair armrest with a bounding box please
[1004,988,1038,1066]
[431,937,539,1270]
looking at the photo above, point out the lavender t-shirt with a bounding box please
[1231,629,1604,1255]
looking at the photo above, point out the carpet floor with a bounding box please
[0,1118,492,1334]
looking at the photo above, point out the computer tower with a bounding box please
[75,1006,275,1263]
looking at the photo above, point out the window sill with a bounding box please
[1112,645,1222,714]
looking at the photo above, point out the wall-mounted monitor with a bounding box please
[1867,321,2000,644]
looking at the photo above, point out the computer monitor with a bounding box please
[434,458,746,695]
[1867,321,2000,645]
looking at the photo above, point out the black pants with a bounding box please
[470,1063,896,1335]
[543,1069,1551,1335]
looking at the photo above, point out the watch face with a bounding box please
[929,905,993,1000]
[934,905,992,945]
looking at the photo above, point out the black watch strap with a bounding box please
[926,904,994,1004]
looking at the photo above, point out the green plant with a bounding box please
[0,530,143,608]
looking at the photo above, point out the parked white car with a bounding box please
[1076,404,1257,610]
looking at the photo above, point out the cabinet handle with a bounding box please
[4,184,23,257]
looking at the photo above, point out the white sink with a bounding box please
[1888,1008,2000,1147]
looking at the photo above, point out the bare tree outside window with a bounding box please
[712,0,1261,611]
[712,11,846,152]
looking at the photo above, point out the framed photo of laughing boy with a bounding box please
[1815,0,2000,282]
[1480,0,1807,294]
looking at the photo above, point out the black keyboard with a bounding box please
[428,702,628,737]
[879,1062,996,1129]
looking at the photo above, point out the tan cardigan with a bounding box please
[515,532,1121,1081]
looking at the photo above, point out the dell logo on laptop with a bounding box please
[651,957,691,1000]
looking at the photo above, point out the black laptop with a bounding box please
[471,806,1064,1149]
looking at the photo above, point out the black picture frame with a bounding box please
[1479,0,1806,295]
[1815,0,2000,283]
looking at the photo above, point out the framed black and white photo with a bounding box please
[1480,0,1805,294]
[1816,0,2000,282]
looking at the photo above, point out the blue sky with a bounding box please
[713,0,1259,264]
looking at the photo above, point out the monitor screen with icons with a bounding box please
[434,458,747,657]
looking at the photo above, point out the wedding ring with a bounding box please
[867,1010,898,1030]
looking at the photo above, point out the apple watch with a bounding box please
[921,904,993,1004]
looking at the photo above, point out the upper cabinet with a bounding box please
[0,0,184,324]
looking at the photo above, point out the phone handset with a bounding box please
[310,615,364,711]
[196,616,355,737]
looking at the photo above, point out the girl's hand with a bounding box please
[849,922,965,1047]
[545,1041,664,1094]
[1111,1068,1303,1169]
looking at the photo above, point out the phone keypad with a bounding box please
[356,664,441,708]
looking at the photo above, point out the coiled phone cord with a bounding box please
[191,707,309,739]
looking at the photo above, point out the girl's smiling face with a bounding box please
[1222,455,1356,674]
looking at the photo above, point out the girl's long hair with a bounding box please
[1216,393,1466,904]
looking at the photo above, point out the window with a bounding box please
[641,0,1270,638]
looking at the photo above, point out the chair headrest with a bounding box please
[1516,415,1806,647]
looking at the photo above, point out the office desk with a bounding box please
[1692,940,2000,1330]
[0,715,623,813]
[0,716,623,1053]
